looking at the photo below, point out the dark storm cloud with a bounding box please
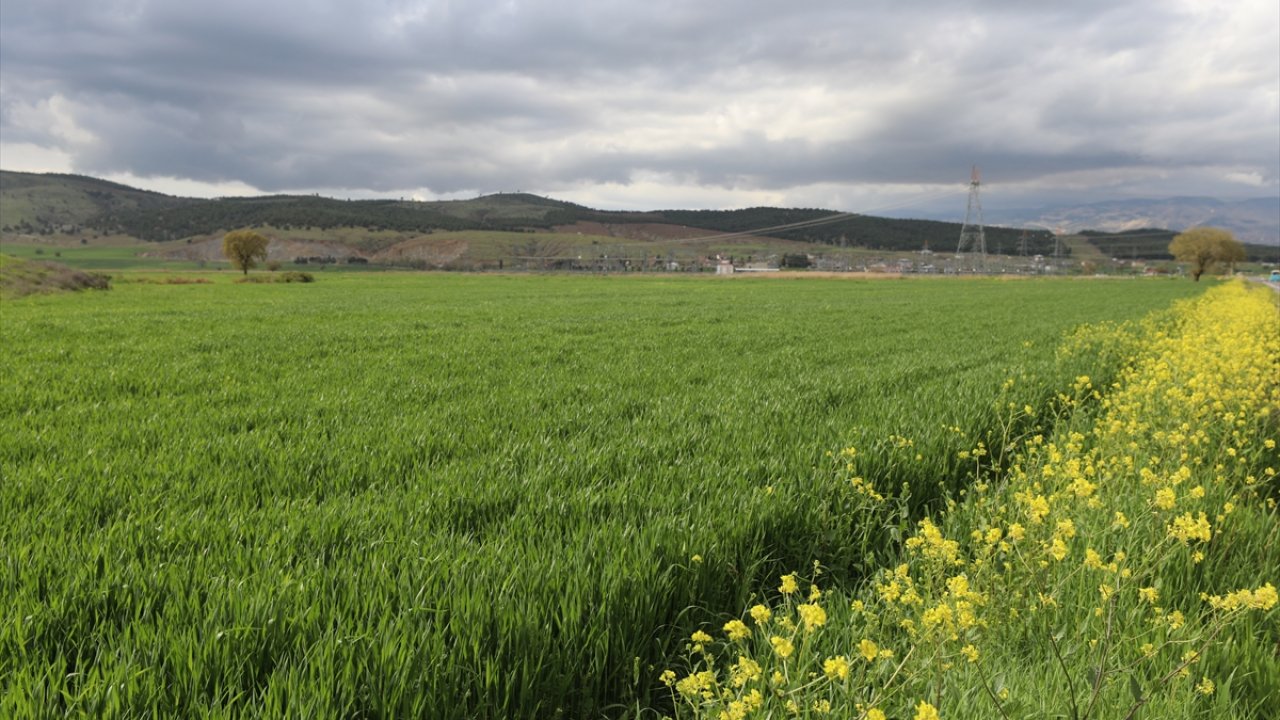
[1,0,1276,207]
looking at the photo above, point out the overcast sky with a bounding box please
[2,0,1277,214]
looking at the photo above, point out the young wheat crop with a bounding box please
[0,274,1205,717]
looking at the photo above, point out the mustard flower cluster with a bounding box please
[663,282,1279,719]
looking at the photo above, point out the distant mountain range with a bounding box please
[892,196,1279,247]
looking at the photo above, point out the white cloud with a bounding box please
[98,172,263,198]
[0,141,75,173]
[1222,171,1267,187]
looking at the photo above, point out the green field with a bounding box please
[0,275,1204,717]
[0,241,204,272]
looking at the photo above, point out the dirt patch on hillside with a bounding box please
[146,236,370,262]
[374,236,470,267]
[553,221,721,241]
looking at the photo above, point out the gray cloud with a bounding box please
[1,0,1276,211]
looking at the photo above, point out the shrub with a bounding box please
[0,255,110,298]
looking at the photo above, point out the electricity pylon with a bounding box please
[956,165,986,267]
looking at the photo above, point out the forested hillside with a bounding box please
[0,172,192,233]
[1080,228,1278,262]
[642,207,1059,254]
[2,170,1067,255]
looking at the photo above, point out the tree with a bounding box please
[1168,227,1245,281]
[222,229,269,275]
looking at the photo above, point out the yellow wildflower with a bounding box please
[1083,548,1104,570]
[729,656,762,687]
[749,604,771,625]
[1068,476,1097,497]
[1021,493,1051,523]
[857,638,879,662]
[675,670,716,698]
[1055,518,1076,538]
[1049,537,1069,561]
[877,580,901,603]
[721,699,748,720]
[822,655,850,681]
[913,699,941,720]
[1195,676,1215,696]
[921,603,954,632]
[905,517,962,565]
[945,574,971,597]
[770,636,794,659]
[1167,512,1212,544]
[723,619,751,642]
[797,603,827,631]
[779,574,799,595]
[1206,583,1279,611]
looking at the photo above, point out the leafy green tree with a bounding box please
[222,229,269,275]
[1169,227,1245,281]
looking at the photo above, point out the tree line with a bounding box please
[85,192,1063,255]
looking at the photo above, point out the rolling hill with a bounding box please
[0,171,193,234]
[0,171,1062,264]
[18,169,1277,267]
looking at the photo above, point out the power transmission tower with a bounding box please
[1018,230,1029,256]
[956,166,986,267]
